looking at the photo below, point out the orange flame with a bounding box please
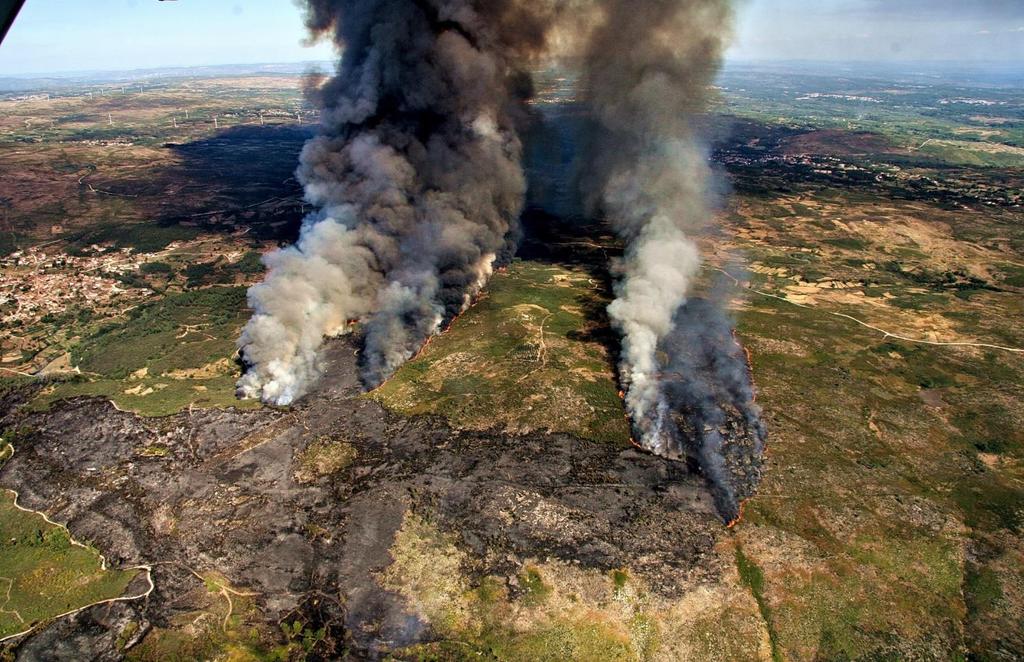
[369,294,480,391]
[726,499,749,528]
[726,330,765,531]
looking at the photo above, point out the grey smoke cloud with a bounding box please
[238,0,568,401]
[238,0,742,440]
[660,294,767,522]
[579,0,732,449]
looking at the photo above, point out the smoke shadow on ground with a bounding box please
[516,206,621,347]
[517,104,625,368]
[56,124,315,256]
[155,124,316,243]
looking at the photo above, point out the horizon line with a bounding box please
[2,56,1023,81]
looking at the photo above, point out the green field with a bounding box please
[29,287,260,417]
[0,442,138,641]
[371,260,630,444]
[717,195,1024,658]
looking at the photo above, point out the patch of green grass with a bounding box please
[953,479,1024,533]
[965,565,1003,617]
[952,405,1023,458]
[875,344,958,389]
[140,261,174,275]
[0,231,28,257]
[127,573,302,662]
[403,618,636,662]
[888,293,949,310]
[519,567,552,607]
[383,513,664,661]
[0,493,138,639]
[919,142,1024,168]
[30,373,258,418]
[825,237,869,251]
[73,286,246,378]
[735,546,782,662]
[760,254,811,269]
[25,286,259,417]
[184,262,218,288]
[236,250,264,275]
[69,221,200,254]
[372,261,629,444]
[476,619,635,662]
[293,436,357,484]
[0,376,35,401]
[136,444,170,458]
[732,285,983,657]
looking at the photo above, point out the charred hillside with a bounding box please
[0,338,732,658]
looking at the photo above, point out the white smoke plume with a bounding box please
[579,0,733,449]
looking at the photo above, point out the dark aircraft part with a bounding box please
[0,0,24,46]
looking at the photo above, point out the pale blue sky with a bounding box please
[731,0,1024,62]
[0,0,1022,75]
[0,0,336,75]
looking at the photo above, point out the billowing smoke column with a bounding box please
[237,1,761,519]
[237,0,566,403]
[578,1,762,520]
[579,2,731,444]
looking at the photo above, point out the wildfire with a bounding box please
[726,500,748,529]
[369,296,477,392]
[617,390,645,450]
[727,332,763,531]
[730,329,759,400]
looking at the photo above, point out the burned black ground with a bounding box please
[0,338,725,658]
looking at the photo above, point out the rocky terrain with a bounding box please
[1,338,742,659]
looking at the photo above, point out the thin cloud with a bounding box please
[854,0,1024,20]
[730,0,1024,62]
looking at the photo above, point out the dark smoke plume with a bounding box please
[237,0,578,402]
[237,1,763,516]
[577,0,764,520]
[659,295,767,522]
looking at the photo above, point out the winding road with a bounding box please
[0,443,156,646]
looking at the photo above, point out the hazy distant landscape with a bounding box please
[0,59,1022,660]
